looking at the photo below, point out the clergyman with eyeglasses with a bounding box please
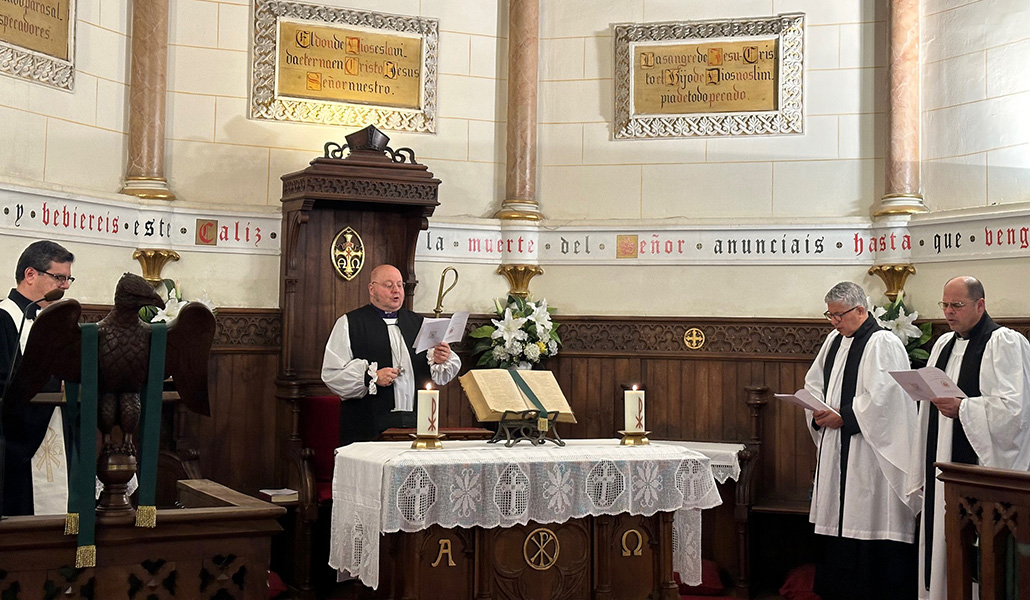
[803,281,920,600]
[1,240,75,516]
[907,276,1030,600]
[322,264,461,446]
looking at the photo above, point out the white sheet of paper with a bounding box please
[414,311,470,353]
[774,389,840,415]
[889,366,967,402]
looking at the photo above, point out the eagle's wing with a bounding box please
[4,299,82,408]
[164,302,216,416]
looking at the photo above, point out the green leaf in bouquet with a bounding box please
[916,322,933,346]
[469,325,496,339]
[910,348,930,362]
[471,340,494,356]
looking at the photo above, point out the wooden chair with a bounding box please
[278,395,340,600]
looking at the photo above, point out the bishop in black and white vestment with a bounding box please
[322,265,460,446]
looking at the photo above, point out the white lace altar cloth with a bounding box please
[329,439,722,590]
[657,441,746,484]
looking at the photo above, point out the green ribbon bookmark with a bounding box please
[506,368,549,431]
[74,323,99,568]
[136,322,167,528]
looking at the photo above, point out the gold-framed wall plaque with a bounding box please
[612,13,804,139]
[251,0,438,133]
[0,0,75,90]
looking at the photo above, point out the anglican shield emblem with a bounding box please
[331,227,365,281]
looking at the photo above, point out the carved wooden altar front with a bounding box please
[377,514,679,600]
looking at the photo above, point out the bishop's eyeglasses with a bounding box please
[938,301,967,310]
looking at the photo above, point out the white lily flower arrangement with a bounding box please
[139,278,217,323]
[470,295,561,369]
[871,291,932,366]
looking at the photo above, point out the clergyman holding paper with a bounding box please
[907,276,1030,600]
[322,265,461,446]
[802,281,920,600]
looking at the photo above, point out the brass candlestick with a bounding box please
[618,430,651,446]
[410,432,445,450]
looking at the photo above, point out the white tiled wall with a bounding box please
[0,0,1028,314]
[538,0,889,222]
[0,1,131,193]
[922,0,1030,209]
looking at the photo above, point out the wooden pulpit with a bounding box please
[277,124,441,398]
[275,124,441,599]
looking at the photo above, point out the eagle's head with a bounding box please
[115,272,165,312]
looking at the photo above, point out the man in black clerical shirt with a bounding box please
[912,276,1030,599]
[1,240,75,516]
[322,264,461,445]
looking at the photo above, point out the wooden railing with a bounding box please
[938,462,1030,600]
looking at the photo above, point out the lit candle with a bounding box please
[624,386,645,433]
[417,384,439,436]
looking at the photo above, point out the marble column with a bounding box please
[120,0,176,201]
[875,0,926,216]
[494,0,541,221]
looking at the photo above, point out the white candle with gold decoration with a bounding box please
[417,384,439,436]
[624,386,645,433]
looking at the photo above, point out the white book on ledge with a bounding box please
[258,488,299,503]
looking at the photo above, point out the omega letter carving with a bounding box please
[621,529,644,556]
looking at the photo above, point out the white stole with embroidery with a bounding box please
[0,298,68,515]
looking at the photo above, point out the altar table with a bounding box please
[329,439,722,598]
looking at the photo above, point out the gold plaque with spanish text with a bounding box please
[633,38,778,115]
[277,19,423,110]
[612,14,804,138]
[0,0,71,60]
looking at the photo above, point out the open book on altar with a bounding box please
[459,369,577,424]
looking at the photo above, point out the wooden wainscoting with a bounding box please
[433,316,833,509]
[77,306,1030,511]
